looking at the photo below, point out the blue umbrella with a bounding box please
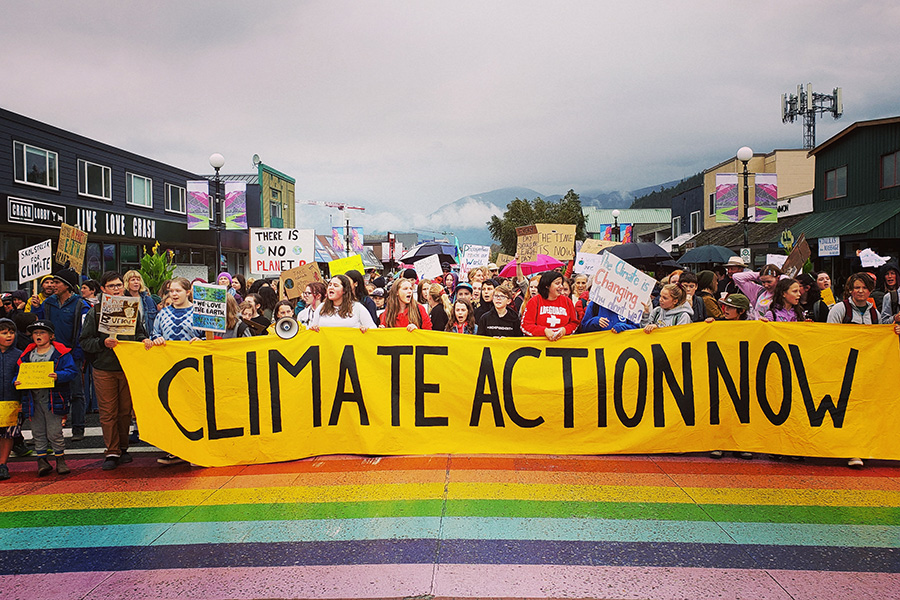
[677,245,737,265]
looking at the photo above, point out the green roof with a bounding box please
[787,199,900,239]
[583,208,671,232]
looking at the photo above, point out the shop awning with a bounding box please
[787,199,900,239]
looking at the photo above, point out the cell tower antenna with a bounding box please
[781,83,843,149]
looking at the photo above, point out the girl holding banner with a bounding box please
[310,275,376,333]
[521,271,579,341]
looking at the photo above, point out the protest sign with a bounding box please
[280,263,323,300]
[462,244,490,275]
[516,225,539,263]
[328,254,365,276]
[496,253,514,268]
[414,254,442,280]
[117,322,900,467]
[0,400,18,427]
[536,224,576,261]
[780,234,811,278]
[580,238,620,254]
[15,362,55,390]
[250,228,315,275]
[573,252,605,277]
[588,251,656,324]
[18,240,52,285]
[98,295,141,336]
[858,248,890,269]
[192,284,227,333]
[765,254,788,270]
[56,224,88,272]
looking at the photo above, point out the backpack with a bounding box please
[841,298,878,324]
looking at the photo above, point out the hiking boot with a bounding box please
[0,464,9,481]
[101,457,118,471]
[118,451,133,464]
[37,456,52,476]
[71,428,85,442]
[55,456,70,475]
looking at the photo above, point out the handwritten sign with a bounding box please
[579,238,620,254]
[192,284,227,333]
[573,252,605,277]
[98,295,141,336]
[516,224,576,263]
[414,254,442,281]
[328,254,365,277]
[588,251,656,324]
[250,228,315,275]
[496,253,514,268]
[515,225,539,263]
[461,244,490,274]
[16,362,55,390]
[56,224,88,273]
[18,240,53,284]
[280,263,323,300]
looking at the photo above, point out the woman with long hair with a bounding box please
[426,283,452,332]
[642,283,693,333]
[345,269,378,323]
[230,273,246,304]
[122,269,159,337]
[733,263,784,319]
[297,281,327,328]
[764,279,806,322]
[221,295,252,338]
[519,274,542,317]
[446,298,476,334]
[257,285,278,321]
[310,275,375,332]
[473,278,496,323]
[521,271,579,340]
[381,278,432,331]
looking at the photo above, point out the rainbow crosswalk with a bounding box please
[0,453,898,599]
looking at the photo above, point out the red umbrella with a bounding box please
[498,254,564,277]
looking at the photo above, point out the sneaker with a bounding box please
[737,452,754,460]
[118,451,133,464]
[71,428,85,442]
[101,457,118,471]
[848,457,864,469]
[11,441,32,457]
[709,450,724,459]
[0,464,9,481]
[157,454,185,466]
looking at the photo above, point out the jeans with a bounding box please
[68,357,85,431]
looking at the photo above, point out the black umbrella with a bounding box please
[398,241,458,265]
[677,245,737,265]
[606,242,673,265]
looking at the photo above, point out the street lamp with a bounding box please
[736,146,753,250]
[611,209,621,242]
[209,153,225,273]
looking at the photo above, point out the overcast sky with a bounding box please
[2,1,898,236]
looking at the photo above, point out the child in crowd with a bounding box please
[0,319,21,480]
[521,271,580,340]
[447,298,476,334]
[477,283,522,337]
[764,279,806,322]
[15,320,78,476]
[642,283,693,333]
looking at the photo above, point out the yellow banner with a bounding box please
[115,323,900,467]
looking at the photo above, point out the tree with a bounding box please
[487,189,587,255]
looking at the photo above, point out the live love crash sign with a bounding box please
[114,323,900,467]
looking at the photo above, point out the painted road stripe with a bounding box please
[2,517,897,550]
[0,540,897,574]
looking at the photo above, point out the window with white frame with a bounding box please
[690,210,701,234]
[13,141,58,189]
[165,183,185,213]
[126,173,153,208]
[77,159,112,200]
[825,166,847,200]
[672,216,681,238]
[270,188,283,220]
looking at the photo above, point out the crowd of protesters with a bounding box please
[1,252,899,481]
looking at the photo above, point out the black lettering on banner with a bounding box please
[269,347,320,430]
[789,344,857,427]
[502,347,545,428]
[756,341,791,426]
[204,355,243,440]
[614,348,647,427]
[546,347,589,428]
[595,349,607,427]
[707,341,750,424]
[157,357,203,441]
[471,348,504,427]
[246,351,260,436]
[416,346,449,427]
[377,345,413,426]
[329,345,369,426]
[651,343,695,427]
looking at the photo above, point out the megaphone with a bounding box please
[275,317,299,339]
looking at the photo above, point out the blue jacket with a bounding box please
[35,293,91,361]
[17,341,78,417]
[0,341,22,403]
[581,301,640,333]
[138,291,159,337]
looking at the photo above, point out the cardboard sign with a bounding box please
[328,254,365,277]
[280,263,323,300]
[18,240,53,284]
[821,288,836,307]
[414,254,442,281]
[573,252,605,277]
[192,284,227,333]
[588,251,656,324]
[516,224,577,263]
[98,295,141,336]
[496,253,514,268]
[56,224,88,272]
[579,238,620,254]
[780,234,811,279]
[16,362,55,390]
[515,225,539,263]
[250,228,315,275]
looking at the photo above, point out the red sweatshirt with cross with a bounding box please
[521,294,580,337]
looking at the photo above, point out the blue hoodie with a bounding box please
[581,301,640,333]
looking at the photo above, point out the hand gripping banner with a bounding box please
[115,322,900,467]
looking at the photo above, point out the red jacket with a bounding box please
[380,303,432,330]
[521,294,579,337]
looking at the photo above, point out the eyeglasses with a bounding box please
[105,283,124,290]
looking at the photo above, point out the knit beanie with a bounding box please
[697,270,716,292]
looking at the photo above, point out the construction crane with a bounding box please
[305,201,365,253]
